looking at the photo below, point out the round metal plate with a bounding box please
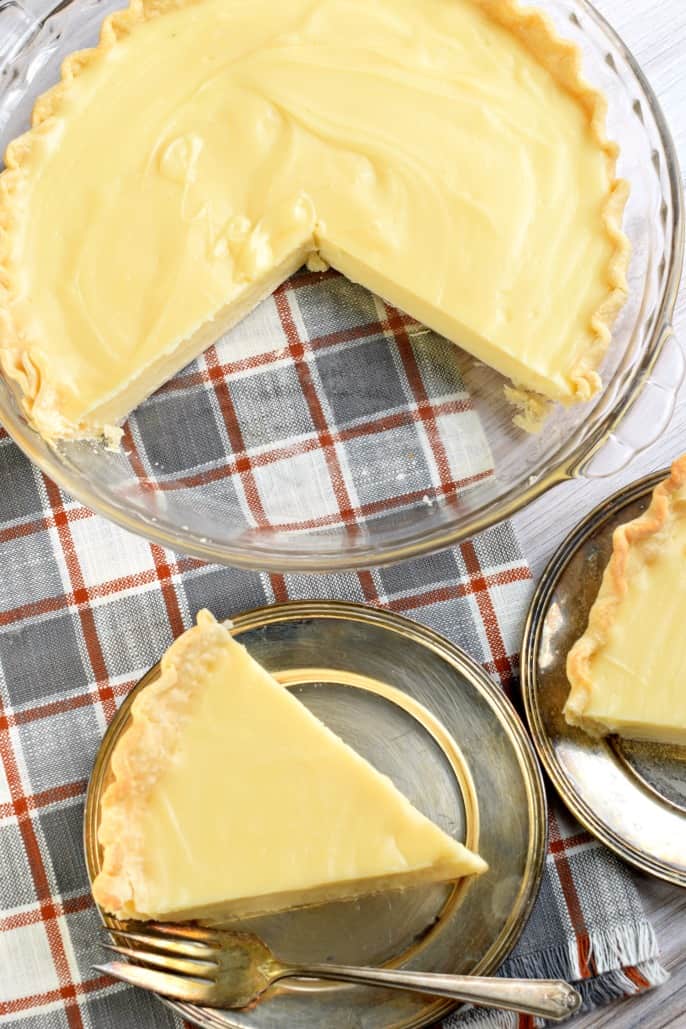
[85,601,546,1029]
[522,470,686,886]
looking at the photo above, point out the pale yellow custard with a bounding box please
[93,611,486,922]
[0,0,629,441]
[565,455,686,746]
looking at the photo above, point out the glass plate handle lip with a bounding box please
[569,325,685,482]
[0,0,42,72]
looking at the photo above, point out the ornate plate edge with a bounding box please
[521,468,686,886]
[84,599,548,1028]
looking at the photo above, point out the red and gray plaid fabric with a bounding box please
[0,272,666,1027]
[121,268,494,536]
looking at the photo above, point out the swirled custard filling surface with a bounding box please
[1,0,625,439]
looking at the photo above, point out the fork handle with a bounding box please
[281,964,581,1021]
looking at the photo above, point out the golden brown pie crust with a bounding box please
[92,609,227,916]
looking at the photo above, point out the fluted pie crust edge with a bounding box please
[565,453,686,734]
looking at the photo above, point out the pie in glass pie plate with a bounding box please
[0,0,681,569]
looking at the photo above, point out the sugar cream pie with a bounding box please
[92,610,487,921]
[0,0,629,444]
[565,455,686,746]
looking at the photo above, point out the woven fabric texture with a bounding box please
[0,272,666,1027]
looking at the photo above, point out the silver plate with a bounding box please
[84,601,546,1029]
[522,470,686,886]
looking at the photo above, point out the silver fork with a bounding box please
[94,922,581,1020]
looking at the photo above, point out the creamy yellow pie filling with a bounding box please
[92,611,486,922]
[0,0,629,442]
[565,455,686,746]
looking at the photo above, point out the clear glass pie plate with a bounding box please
[0,0,683,571]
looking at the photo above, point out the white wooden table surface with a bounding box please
[513,2,686,1025]
[8,0,682,1025]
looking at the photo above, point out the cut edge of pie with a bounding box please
[564,453,686,737]
[92,609,487,922]
[0,0,631,443]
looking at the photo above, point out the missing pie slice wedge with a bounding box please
[0,0,629,443]
[92,610,487,922]
[565,455,686,746]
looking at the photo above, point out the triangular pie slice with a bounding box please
[92,610,487,922]
[565,455,686,746]
[0,0,629,443]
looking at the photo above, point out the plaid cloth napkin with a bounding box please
[120,269,494,540]
[0,271,667,1028]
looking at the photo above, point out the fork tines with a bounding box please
[94,923,221,1004]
